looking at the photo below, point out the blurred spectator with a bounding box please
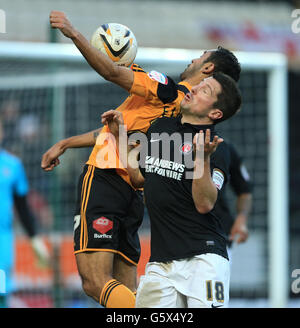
[0,100,20,153]
[18,114,40,143]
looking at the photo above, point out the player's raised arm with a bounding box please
[101,110,145,188]
[49,11,134,91]
[192,129,224,214]
[41,128,100,171]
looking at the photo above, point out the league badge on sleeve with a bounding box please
[147,71,168,85]
[212,170,225,190]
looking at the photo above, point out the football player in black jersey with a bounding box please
[102,72,242,308]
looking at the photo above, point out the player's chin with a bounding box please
[179,71,186,81]
[180,102,190,113]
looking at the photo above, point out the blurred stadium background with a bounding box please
[0,0,299,308]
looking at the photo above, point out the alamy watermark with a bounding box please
[0,9,6,33]
[291,269,300,294]
[95,126,206,181]
[0,269,6,294]
[291,9,300,34]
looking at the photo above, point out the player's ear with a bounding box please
[208,108,223,121]
[202,62,215,75]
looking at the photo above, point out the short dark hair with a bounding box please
[204,46,241,82]
[212,72,242,124]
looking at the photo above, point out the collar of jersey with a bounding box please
[179,80,192,90]
[175,115,215,132]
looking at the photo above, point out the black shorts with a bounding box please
[74,165,144,265]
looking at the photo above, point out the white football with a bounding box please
[90,23,138,67]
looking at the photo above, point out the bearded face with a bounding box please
[179,50,214,81]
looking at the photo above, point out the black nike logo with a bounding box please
[211,304,223,308]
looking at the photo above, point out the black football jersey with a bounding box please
[139,116,231,263]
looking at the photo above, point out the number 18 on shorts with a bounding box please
[136,253,230,308]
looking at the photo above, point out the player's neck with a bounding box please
[181,113,213,126]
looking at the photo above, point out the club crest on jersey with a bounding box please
[147,71,168,85]
[179,142,193,155]
[93,217,113,234]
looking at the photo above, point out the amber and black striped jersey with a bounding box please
[87,64,192,187]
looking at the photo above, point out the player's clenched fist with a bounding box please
[101,110,124,125]
[49,11,78,39]
[41,142,65,171]
[101,110,125,136]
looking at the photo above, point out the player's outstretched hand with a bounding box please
[101,110,125,136]
[49,11,78,39]
[41,142,65,171]
[193,129,223,160]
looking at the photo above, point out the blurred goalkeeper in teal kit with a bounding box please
[0,120,49,308]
